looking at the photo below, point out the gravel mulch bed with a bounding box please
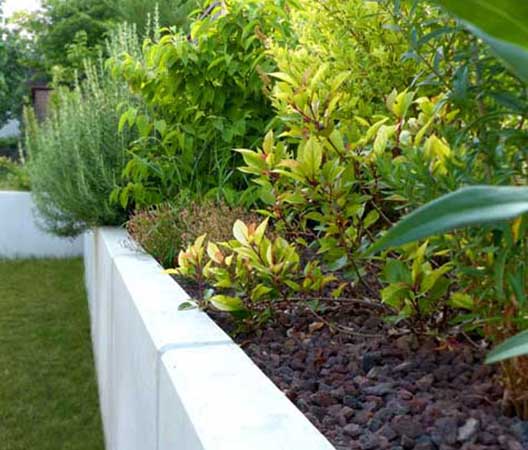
[211,304,528,450]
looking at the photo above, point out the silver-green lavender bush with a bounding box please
[26,24,142,237]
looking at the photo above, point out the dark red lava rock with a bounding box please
[392,415,424,439]
[209,305,528,450]
[431,417,458,445]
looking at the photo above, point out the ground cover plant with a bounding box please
[0,259,103,450]
[127,197,258,267]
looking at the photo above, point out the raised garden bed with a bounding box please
[86,228,528,450]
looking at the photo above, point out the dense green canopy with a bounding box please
[0,0,32,127]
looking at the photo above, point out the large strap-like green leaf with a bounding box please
[367,186,528,255]
[486,330,528,364]
[437,0,528,83]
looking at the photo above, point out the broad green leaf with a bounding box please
[178,301,197,311]
[253,218,269,244]
[299,138,323,179]
[450,292,474,310]
[363,210,380,229]
[411,242,428,284]
[383,259,412,284]
[507,271,527,306]
[368,186,528,255]
[233,220,249,245]
[391,90,415,119]
[373,125,396,155]
[364,117,389,142]
[437,0,528,82]
[427,276,450,301]
[381,282,410,308]
[210,295,246,312]
[235,149,267,171]
[262,130,275,154]
[207,242,224,264]
[486,330,528,364]
[118,112,129,133]
[420,264,453,294]
[251,284,273,301]
[269,72,298,87]
[437,0,528,49]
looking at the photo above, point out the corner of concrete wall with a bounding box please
[0,191,83,258]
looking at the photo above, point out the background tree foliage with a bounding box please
[0,0,32,127]
[12,0,198,83]
[105,0,199,33]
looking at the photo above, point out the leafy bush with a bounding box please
[269,0,416,121]
[122,0,528,423]
[170,219,334,324]
[26,25,141,236]
[160,0,527,340]
[380,242,456,331]
[238,0,528,333]
[110,0,296,208]
[370,1,528,418]
[0,156,30,191]
[0,136,20,160]
[127,198,259,267]
[0,11,32,128]
[236,0,421,290]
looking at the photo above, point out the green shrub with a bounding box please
[237,0,417,287]
[127,198,259,267]
[110,0,296,209]
[369,0,528,418]
[168,0,528,346]
[26,24,142,237]
[171,219,334,324]
[0,156,30,191]
[0,136,20,160]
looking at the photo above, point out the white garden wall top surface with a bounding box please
[85,227,335,450]
[0,191,82,258]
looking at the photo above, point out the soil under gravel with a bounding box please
[208,303,528,450]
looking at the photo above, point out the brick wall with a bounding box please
[32,87,53,122]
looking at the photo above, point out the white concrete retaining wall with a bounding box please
[85,227,335,450]
[0,191,83,258]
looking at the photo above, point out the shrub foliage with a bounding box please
[128,198,258,267]
[26,25,141,236]
[110,0,296,208]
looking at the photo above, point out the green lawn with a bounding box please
[0,259,104,450]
